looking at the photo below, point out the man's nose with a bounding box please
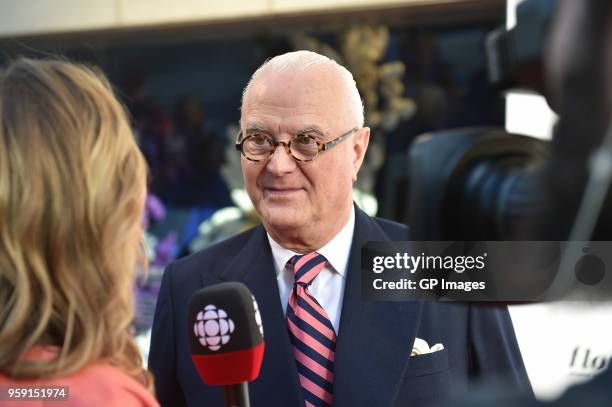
[266,142,296,175]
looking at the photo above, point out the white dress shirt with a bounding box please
[267,206,355,334]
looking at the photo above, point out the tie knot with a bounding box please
[289,252,327,286]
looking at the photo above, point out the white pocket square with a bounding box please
[411,337,444,356]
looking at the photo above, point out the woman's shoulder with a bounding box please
[68,362,159,406]
[0,361,159,407]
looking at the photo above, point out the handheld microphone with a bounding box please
[187,282,265,407]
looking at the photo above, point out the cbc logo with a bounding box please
[193,305,235,351]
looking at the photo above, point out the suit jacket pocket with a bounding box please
[404,348,449,378]
[395,349,452,407]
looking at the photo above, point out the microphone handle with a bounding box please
[223,383,250,407]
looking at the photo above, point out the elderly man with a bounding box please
[149,50,531,407]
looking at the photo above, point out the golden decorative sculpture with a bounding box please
[292,25,415,131]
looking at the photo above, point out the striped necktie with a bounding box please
[286,252,336,407]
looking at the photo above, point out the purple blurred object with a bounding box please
[154,232,177,267]
[143,194,166,229]
[146,194,166,221]
[134,194,178,334]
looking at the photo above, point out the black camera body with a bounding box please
[408,0,612,242]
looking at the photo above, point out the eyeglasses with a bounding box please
[235,127,359,162]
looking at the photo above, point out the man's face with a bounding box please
[240,66,368,243]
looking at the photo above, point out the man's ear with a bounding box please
[352,127,370,182]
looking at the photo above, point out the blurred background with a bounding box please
[1,0,609,402]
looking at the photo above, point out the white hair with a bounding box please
[241,50,365,127]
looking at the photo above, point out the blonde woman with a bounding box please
[0,58,159,406]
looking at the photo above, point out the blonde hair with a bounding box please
[0,58,151,390]
[242,50,365,127]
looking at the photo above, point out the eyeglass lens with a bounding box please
[243,134,319,161]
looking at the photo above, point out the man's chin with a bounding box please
[264,217,305,231]
[258,208,307,231]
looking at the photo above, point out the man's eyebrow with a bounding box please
[244,124,269,133]
[296,127,329,137]
[243,124,329,138]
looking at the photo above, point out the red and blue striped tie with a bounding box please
[286,252,336,407]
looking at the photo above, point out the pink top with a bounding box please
[0,348,159,407]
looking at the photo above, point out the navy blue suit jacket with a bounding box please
[149,207,531,406]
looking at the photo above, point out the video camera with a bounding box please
[407,0,612,242]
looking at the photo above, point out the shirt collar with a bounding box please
[267,205,355,278]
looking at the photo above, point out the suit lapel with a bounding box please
[333,208,423,407]
[217,226,303,406]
